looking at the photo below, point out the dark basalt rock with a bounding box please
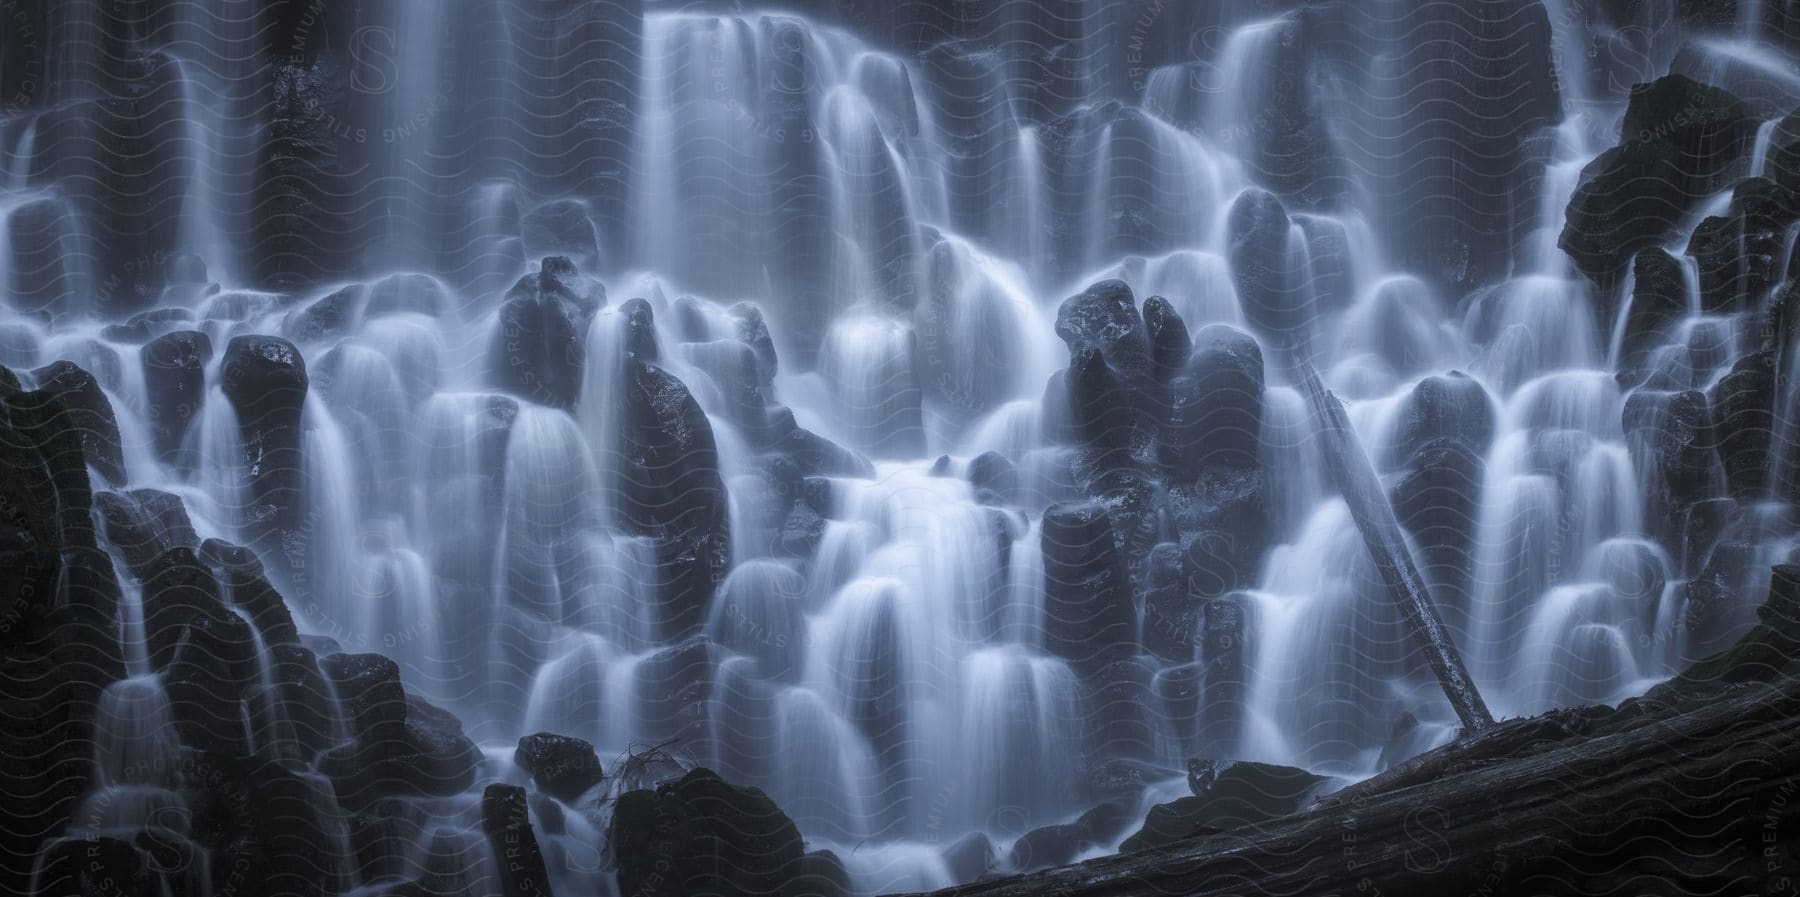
[635,637,715,746]
[763,404,876,478]
[102,306,196,344]
[1707,352,1776,500]
[1066,347,1136,463]
[491,260,598,411]
[220,335,310,541]
[1390,371,1496,467]
[620,297,659,364]
[33,836,158,897]
[201,538,300,649]
[1055,279,1150,386]
[31,360,127,487]
[608,767,806,897]
[515,732,605,803]
[1624,388,1721,542]
[522,198,603,269]
[968,450,1017,505]
[141,330,212,466]
[1143,295,1191,385]
[1199,595,1249,756]
[1164,324,1266,477]
[1560,75,1759,286]
[1683,540,1759,661]
[321,652,408,742]
[95,488,197,579]
[365,272,452,319]
[1142,542,1199,663]
[1010,822,1089,872]
[1120,761,1327,853]
[1226,189,1306,343]
[283,282,366,344]
[1391,438,1487,623]
[480,784,555,897]
[1040,502,1135,673]
[142,547,260,751]
[943,831,997,883]
[322,692,482,811]
[792,850,852,897]
[1619,249,1688,371]
[621,363,731,639]
[1170,466,1271,599]
[731,302,779,386]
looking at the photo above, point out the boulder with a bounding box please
[1707,352,1776,499]
[1560,75,1758,285]
[1040,502,1136,673]
[141,330,212,466]
[608,767,806,897]
[102,306,195,343]
[730,302,779,386]
[365,272,452,319]
[1054,279,1150,385]
[1624,389,1720,541]
[1121,761,1327,852]
[480,783,554,897]
[220,335,309,539]
[490,259,599,410]
[619,296,659,364]
[1143,295,1191,385]
[283,282,366,344]
[1163,325,1265,477]
[1010,822,1088,872]
[1226,189,1305,341]
[31,360,126,486]
[515,732,605,803]
[968,451,1017,505]
[1066,347,1136,462]
[1170,467,1271,599]
[621,364,731,638]
[322,693,482,811]
[95,488,197,579]
[1141,542,1199,662]
[1199,595,1249,755]
[1389,371,1496,466]
[942,831,997,883]
[1618,249,1688,370]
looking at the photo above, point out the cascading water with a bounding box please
[6,2,1800,896]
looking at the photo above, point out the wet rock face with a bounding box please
[220,334,310,537]
[1392,372,1496,465]
[31,360,127,487]
[1618,248,1687,371]
[1163,324,1266,477]
[622,363,731,639]
[1226,189,1305,342]
[1708,352,1776,500]
[1120,760,1328,853]
[141,330,212,467]
[515,732,605,803]
[1625,388,1721,542]
[608,767,807,897]
[480,783,555,897]
[1560,75,1759,286]
[491,259,599,411]
[1040,501,1136,673]
[1055,279,1151,386]
[95,488,197,579]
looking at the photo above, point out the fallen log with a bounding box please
[908,565,1800,897]
[1290,359,1494,732]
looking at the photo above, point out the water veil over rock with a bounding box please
[5,2,1800,896]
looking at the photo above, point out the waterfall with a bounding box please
[6,3,1799,895]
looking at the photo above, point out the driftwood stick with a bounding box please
[1289,358,1495,732]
